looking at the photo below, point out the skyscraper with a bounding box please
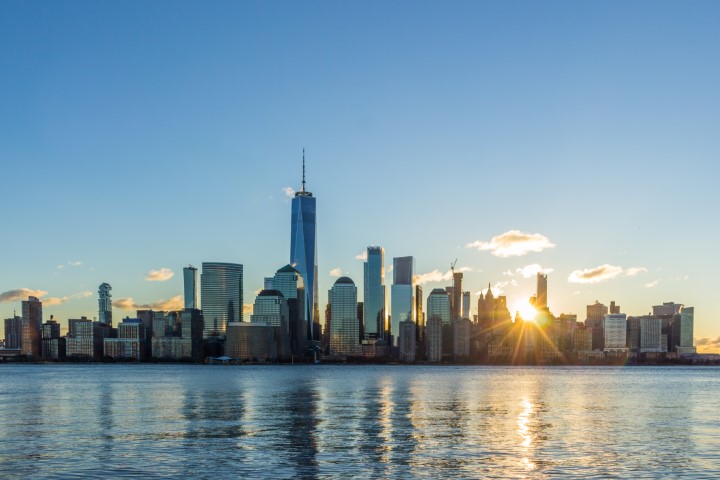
[290,151,318,338]
[363,246,386,340]
[183,266,198,310]
[603,314,627,353]
[462,291,471,320]
[271,264,307,355]
[536,273,548,310]
[390,256,415,347]
[200,262,243,339]
[250,289,291,359]
[98,283,112,326]
[329,277,360,356]
[21,296,42,357]
[427,288,451,326]
[452,272,463,320]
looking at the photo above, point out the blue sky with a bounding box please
[1,1,719,348]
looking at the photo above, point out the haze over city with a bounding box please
[1,1,718,350]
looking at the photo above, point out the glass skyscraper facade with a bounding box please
[329,277,360,356]
[363,246,386,340]
[290,163,318,338]
[427,288,451,326]
[391,256,415,347]
[183,266,198,310]
[271,264,307,355]
[200,262,243,339]
[98,283,112,326]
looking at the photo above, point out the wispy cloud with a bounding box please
[243,304,253,315]
[415,267,472,285]
[516,264,554,278]
[113,296,183,311]
[282,187,295,198]
[145,268,175,282]
[476,280,516,297]
[696,337,720,353]
[56,260,83,270]
[43,291,93,306]
[568,264,647,284]
[625,267,648,277]
[645,280,661,288]
[0,288,49,303]
[355,251,368,261]
[329,267,343,277]
[466,230,555,257]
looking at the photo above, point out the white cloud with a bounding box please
[0,288,48,303]
[516,264,554,278]
[645,280,660,288]
[56,260,82,270]
[145,268,175,282]
[355,251,368,261]
[386,265,394,273]
[43,291,93,306]
[243,304,254,315]
[568,264,647,284]
[625,267,647,277]
[466,230,555,257]
[414,267,471,285]
[329,268,343,277]
[113,295,183,311]
[476,280,514,297]
[502,270,514,277]
[282,187,295,198]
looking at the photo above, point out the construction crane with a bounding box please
[450,258,457,274]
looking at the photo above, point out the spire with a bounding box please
[301,148,306,193]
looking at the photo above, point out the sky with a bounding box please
[1,1,719,350]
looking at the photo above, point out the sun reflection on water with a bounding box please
[517,398,536,470]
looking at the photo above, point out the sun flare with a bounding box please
[514,300,537,322]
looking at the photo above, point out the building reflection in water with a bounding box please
[281,378,320,478]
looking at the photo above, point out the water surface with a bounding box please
[1,364,718,478]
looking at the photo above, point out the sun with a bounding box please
[513,300,537,322]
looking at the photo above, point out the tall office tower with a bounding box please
[98,283,112,326]
[250,289,291,359]
[363,246,386,340]
[462,291,471,320]
[398,320,417,362]
[427,288,451,326]
[415,285,424,341]
[639,316,664,353]
[653,302,683,316]
[4,315,22,349]
[536,273,548,310]
[357,302,364,341]
[609,301,620,314]
[290,151,319,336]
[603,314,628,352]
[200,262,243,338]
[271,264,307,355]
[329,277,360,356]
[390,256,415,347]
[672,307,695,355]
[452,272,463,320]
[21,296,42,357]
[425,317,443,362]
[585,301,608,327]
[41,317,65,359]
[183,266,198,310]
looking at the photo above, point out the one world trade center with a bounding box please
[290,150,318,343]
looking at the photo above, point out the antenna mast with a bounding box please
[301,148,306,192]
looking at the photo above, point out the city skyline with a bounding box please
[1,1,718,350]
